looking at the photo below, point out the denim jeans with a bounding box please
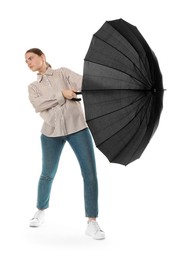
[37,128,98,217]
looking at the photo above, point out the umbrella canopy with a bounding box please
[81,18,164,166]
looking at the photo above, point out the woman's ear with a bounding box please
[41,54,46,63]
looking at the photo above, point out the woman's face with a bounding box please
[25,52,45,72]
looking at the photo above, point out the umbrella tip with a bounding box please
[153,88,157,93]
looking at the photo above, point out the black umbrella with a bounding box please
[81,18,164,166]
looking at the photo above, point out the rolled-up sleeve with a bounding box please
[28,84,65,113]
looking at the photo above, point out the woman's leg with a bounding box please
[37,134,66,209]
[67,128,98,218]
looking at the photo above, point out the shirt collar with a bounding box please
[37,67,53,82]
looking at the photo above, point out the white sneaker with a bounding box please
[29,210,45,227]
[85,220,105,240]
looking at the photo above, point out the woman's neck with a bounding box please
[38,64,48,75]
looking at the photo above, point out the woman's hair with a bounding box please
[25,48,51,68]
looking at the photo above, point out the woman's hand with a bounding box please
[62,89,77,99]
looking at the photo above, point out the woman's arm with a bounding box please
[28,84,65,113]
[62,67,83,92]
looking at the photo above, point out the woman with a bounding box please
[25,48,105,240]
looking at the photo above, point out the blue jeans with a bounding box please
[37,128,98,217]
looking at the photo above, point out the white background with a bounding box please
[0,0,188,259]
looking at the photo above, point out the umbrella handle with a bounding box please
[71,91,82,101]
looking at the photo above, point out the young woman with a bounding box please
[25,48,105,240]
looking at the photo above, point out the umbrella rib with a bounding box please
[109,95,153,163]
[92,34,151,87]
[86,93,147,121]
[125,95,155,163]
[84,60,150,88]
[82,85,157,93]
[95,94,151,147]
[107,21,151,75]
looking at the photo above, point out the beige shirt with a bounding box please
[28,67,87,137]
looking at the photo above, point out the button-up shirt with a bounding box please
[28,67,87,137]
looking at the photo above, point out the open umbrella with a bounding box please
[81,18,164,166]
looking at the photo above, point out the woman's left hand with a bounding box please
[62,89,77,99]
